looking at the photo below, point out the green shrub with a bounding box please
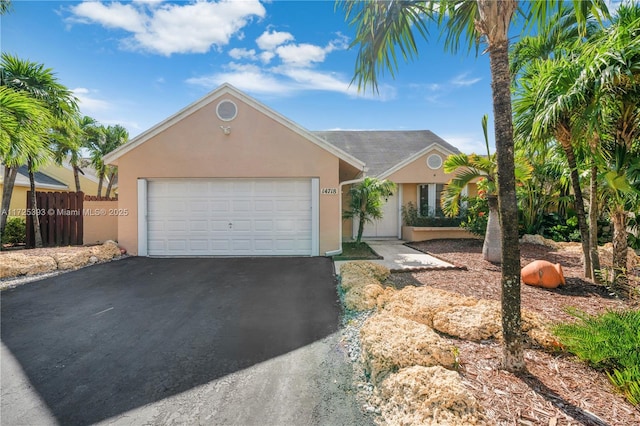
[553,309,640,406]
[459,196,488,237]
[402,201,465,228]
[2,217,26,245]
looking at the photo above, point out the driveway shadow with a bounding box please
[1,257,342,425]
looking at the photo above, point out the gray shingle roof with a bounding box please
[16,165,68,189]
[313,130,460,177]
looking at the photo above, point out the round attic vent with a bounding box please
[216,99,237,121]
[427,153,443,170]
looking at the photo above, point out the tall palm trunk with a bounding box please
[27,158,43,248]
[105,168,116,198]
[483,195,502,263]
[557,128,592,279]
[480,0,524,372]
[73,165,82,192]
[611,209,629,296]
[1,165,18,247]
[589,161,601,283]
[97,172,104,198]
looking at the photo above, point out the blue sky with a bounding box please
[3,0,610,155]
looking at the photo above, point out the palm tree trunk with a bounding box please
[483,195,502,263]
[484,15,524,372]
[73,165,82,192]
[611,209,629,296]
[1,165,18,247]
[589,162,601,283]
[105,168,116,198]
[27,158,43,248]
[97,173,104,198]
[356,211,365,244]
[558,132,592,279]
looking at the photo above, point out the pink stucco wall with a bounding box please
[113,93,345,255]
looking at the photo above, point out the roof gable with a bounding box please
[314,130,459,178]
[104,83,364,170]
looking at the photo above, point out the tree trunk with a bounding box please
[480,0,524,372]
[356,212,365,244]
[557,131,592,279]
[97,173,104,198]
[589,162,601,283]
[105,168,116,198]
[73,165,82,192]
[1,165,18,247]
[611,209,629,296]
[483,195,502,263]
[27,158,43,248]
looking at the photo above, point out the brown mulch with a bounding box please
[389,239,640,426]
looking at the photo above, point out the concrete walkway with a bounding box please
[334,240,454,274]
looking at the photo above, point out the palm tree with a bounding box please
[511,7,603,280]
[0,87,51,243]
[442,115,531,263]
[513,57,597,279]
[87,124,128,198]
[1,53,78,247]
[339,0,609,372]
[343,177,396,244]
[577,3,640,293]
[0,0,12,15]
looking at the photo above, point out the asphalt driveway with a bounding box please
[1,257,372,426]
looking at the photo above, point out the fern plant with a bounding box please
[553,309,640,406]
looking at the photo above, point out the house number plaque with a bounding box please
[321,188,338,195]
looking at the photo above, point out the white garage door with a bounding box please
[145,179,316,256]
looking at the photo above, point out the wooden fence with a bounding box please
[26,191,84,247]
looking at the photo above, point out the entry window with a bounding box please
[418,183,445,217]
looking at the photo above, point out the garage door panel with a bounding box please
[255,220,273,232]
[147,179,313,256]
[189,220,208,232]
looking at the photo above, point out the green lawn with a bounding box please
[332,242,381,261]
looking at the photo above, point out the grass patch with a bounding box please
[553,309,640,406]
[333,242,382,261]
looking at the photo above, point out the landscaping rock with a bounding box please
[432,299,502,341]
[1,241,122,280]
[344,282,386,312]
[520,234,559,249]
[383,286,477,327]
[340,261,394,312]
[340,261,390,283]
[377,366,485,426]
[0,253,57,278]
[360,313,456,384]
[89,240,121,261]
[54,250,92,270]
[522,310,559,350]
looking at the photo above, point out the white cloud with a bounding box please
[188,27,393,101]
[440,134,492,155]
[275,43,328,67]
[73,87,112,113]
[186,62,294,95]
[71,2,145,33]
[68,0,266,56]
[450,72,482,87]
[259,51,275,63]
[255,29,294,51]
[229,48,257,60]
